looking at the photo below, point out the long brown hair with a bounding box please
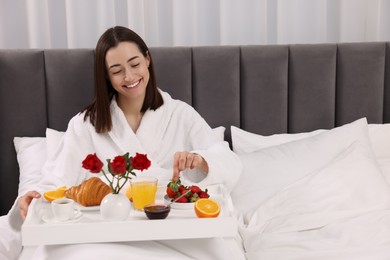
[83,26,163,133]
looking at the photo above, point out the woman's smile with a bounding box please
[125,80,141,89]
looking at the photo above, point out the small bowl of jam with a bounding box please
[144,204,171,220]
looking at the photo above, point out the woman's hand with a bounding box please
[18,191,41,220]
[172,152,209,181]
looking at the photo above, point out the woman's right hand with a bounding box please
[18,191,41,220]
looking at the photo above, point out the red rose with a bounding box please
[82,153,103,173]
[131,153,151,171]
[109,155,127,176]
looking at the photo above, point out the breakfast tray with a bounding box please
[21,184,238,246]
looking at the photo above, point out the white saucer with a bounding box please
[164,195,194,210]
[42,211,83,224]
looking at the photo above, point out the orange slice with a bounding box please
[43,186,67,202]
[125,185,133,202]
[194,198,220,218]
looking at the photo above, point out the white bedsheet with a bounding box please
[239,142,390,260]
[0,215,22,260]
[242,210,390,260]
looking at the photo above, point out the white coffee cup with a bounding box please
[51,198,80,221]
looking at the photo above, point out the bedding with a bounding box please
[230,118,375,220]
[13,138,46,197]
[239,141,390,259]
[231,120,390,185]
[0,215,21,260]
[231,122,390,159]
[230,118,390,259]
[12,118,390,260]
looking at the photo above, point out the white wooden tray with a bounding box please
[21,184,238,246]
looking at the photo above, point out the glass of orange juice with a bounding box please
[130,177,158,211]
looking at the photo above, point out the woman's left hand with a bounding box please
[172,152,209,181]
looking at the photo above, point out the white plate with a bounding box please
[163,195,194,210]
[42,211,83,224]
[76,203,100,211]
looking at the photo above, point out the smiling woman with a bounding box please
[11,25,243,259]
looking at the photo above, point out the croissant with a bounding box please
[65,177,111,206]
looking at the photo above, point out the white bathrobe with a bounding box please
[4,90,244,260]
[36,90,241,193]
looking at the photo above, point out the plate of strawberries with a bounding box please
[164,179,210,210]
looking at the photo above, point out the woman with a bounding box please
[13,26,243,259]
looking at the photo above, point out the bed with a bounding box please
[1,42,390,259]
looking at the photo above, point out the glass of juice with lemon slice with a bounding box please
[130,177,158,210]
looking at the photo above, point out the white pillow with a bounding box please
[368,124,390,185]
[378,160,390,185]
[231,122,390,158]
[231,125,325,154]
[13,128,64,196]
[240,141,390,257]
[246,141,390,226]
[13,137,46,196]
[231,120,390,184]
[45,128,65,159]
[212,126,225,141]
[368,124,390,160]
[230,118,374,221]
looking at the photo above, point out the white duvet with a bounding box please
[240,141,390,260]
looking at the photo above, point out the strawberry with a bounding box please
[175,196,188,203]
[181,189,191,197]
[166,179,180,198]
[166,187,177,198]
[178,185,187,193]
[199,190,209,198]
[167,179,210,203]
[190,185,201,194]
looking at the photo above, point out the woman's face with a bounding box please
[105,41,150,101]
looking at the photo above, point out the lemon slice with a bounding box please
[43,186,67,202]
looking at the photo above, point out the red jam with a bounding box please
[144,204,170,220]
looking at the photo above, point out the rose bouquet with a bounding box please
[82,152,151,194]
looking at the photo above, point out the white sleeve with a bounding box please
[180,109,243,191]
[192,141,243,192]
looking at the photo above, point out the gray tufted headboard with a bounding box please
[1,42,390,215]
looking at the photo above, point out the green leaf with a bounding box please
[106,159,112,174]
